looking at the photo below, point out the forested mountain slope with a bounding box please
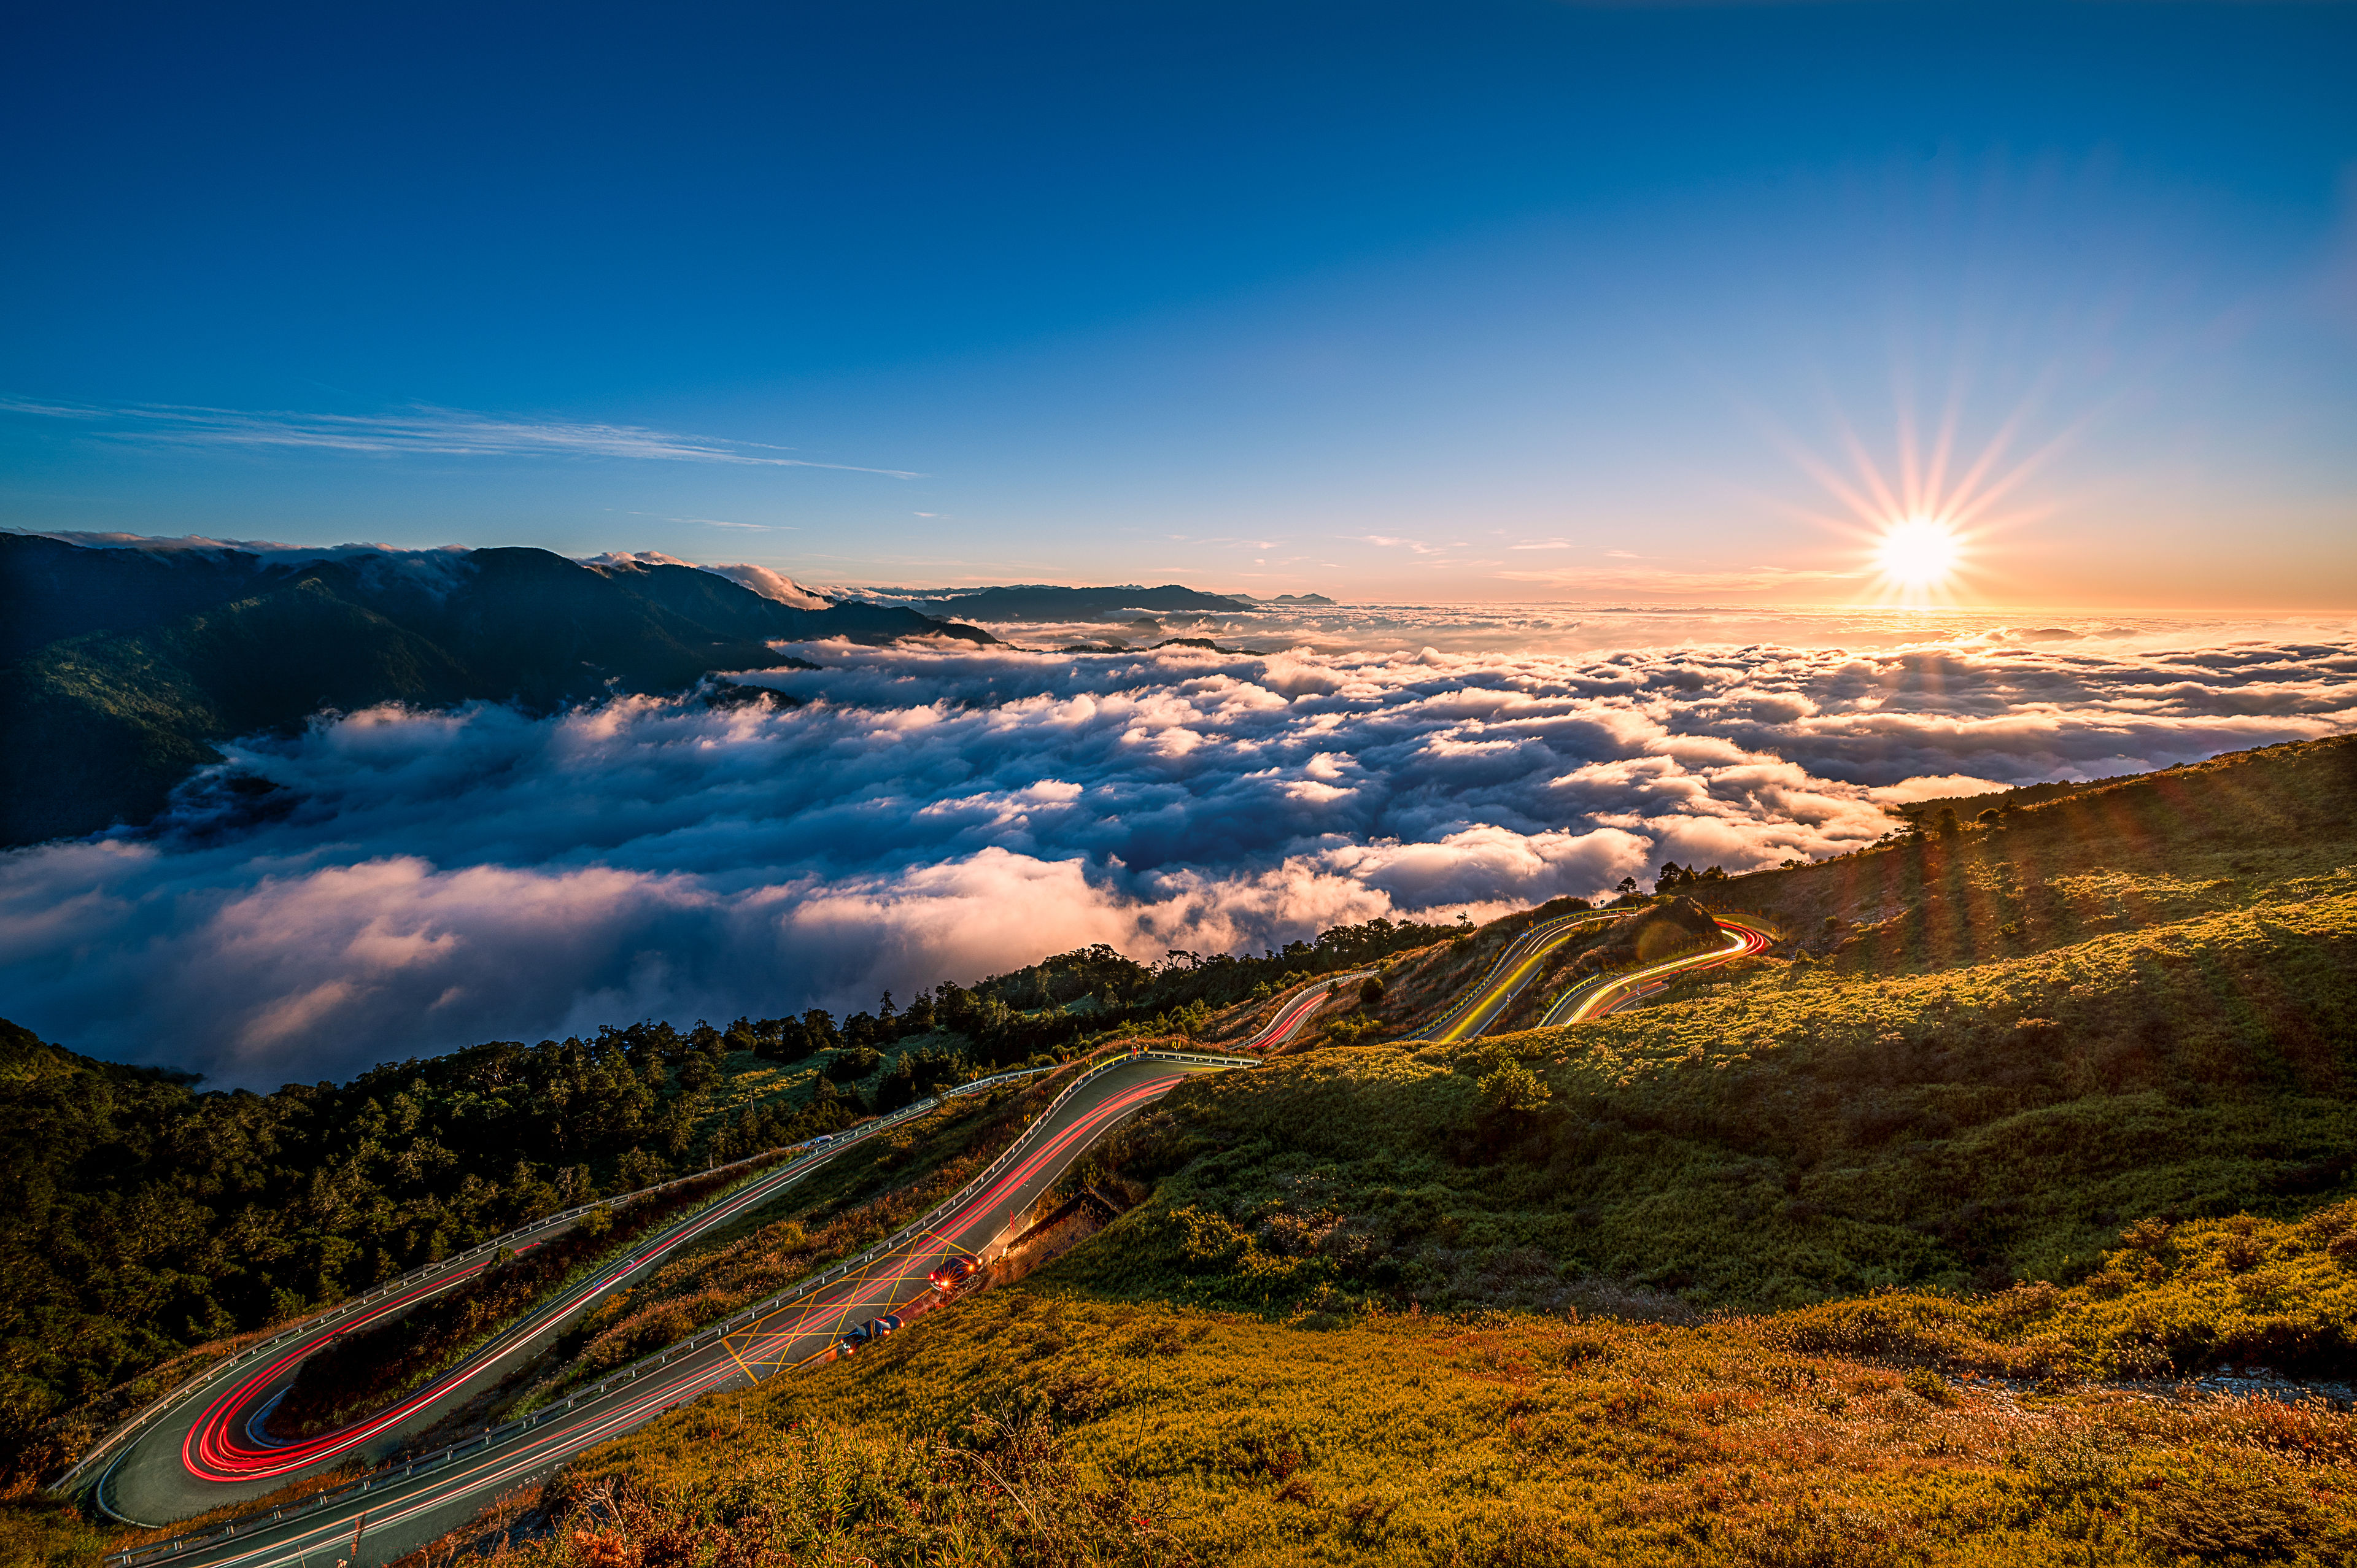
[0,1014,869,1485]
[0,910,1447,1491]
[10,738,2357,1564]
[0,535,993,844]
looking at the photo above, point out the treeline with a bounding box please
[961,914,1456,1041]
[0,1017,855,1484]
[718,914,1454,1090]
[0,912,1454,1485]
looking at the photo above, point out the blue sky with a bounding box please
[4,1,2353,606]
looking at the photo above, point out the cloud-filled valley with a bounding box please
[6,624,2353,1087]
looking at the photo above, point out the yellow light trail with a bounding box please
[1423,910,1625,1044]
[1546,919,1768,1025]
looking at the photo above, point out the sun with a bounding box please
[1873,516,1961,592]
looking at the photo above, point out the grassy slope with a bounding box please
[1043,735,2357,1318]
[1049,886,2356,1316]
[403,734,2357,1563]
[443,1289,2357,1567]
[39,736,2357,1564]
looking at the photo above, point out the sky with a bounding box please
[4,1,2354,607]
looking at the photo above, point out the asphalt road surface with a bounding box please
[1417,910,1624,1043]
[98,975,1359,1568]
[1542,917,1772,1024]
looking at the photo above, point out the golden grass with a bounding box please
[478,1284,2357,1566]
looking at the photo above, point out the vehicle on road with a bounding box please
[834,1313,902,1356]
[927,1256,978,1292]
[89,1040,1293,1566]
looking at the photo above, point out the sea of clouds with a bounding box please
[5,607,2353,1088]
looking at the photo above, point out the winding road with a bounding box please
[1415,910,1625,1043]
[80,915,1786,1568]
[90,976,1363,1568]
[1539,916,1773,1025]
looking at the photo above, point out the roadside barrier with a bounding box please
[1537,915,1770,1025]
[1213,967,1372,1048]
[58,1138,824,1499]
[1411,910,1622,1042]
[1237,969,1372,1051]
[92,1052,1233,1568]
[75,1062,1062,1510]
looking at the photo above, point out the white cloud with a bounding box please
[1,628,2350,1087]
[0,396,921,476]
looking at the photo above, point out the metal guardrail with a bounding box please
[91,1052,1225,1568]
[1213,967,1369,1046]
[1226,968,1372,1051]
[1535,914,1768,1026]
[56,1118,857,1500]
[1411,909,1620,1041]
[78,1064,1060,1520]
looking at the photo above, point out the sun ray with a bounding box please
[1759,352,2093,609]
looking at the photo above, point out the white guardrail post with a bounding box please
[60,1118,872,1498]
[1411,911,1612,1041]
[93,1051,1245,1568]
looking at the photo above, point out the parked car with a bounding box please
[927,1256,978,1292]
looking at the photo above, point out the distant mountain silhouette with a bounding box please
[0,535,993,846]
[908,584,1255,619]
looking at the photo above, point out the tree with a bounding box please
[1477,1058,1552,1116]
[1934,806,1962,836]
[614,1146,670,1191]
[826,1045,882,1083]
[1359,973,1387,1006]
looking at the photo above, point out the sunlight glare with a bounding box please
[1874,516,1961,592]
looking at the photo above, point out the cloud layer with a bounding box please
[3,628,2351,1087]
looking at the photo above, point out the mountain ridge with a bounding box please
[0,535,995,846]
[901,583,1258,619]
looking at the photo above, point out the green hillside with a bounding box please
[497,1284,2352,1568]
[1047,736,2357,1318]
[0,1016,864,1489]
[0,535,994,844]
[371,735,2357,1566]
[15,735,2357,1564]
